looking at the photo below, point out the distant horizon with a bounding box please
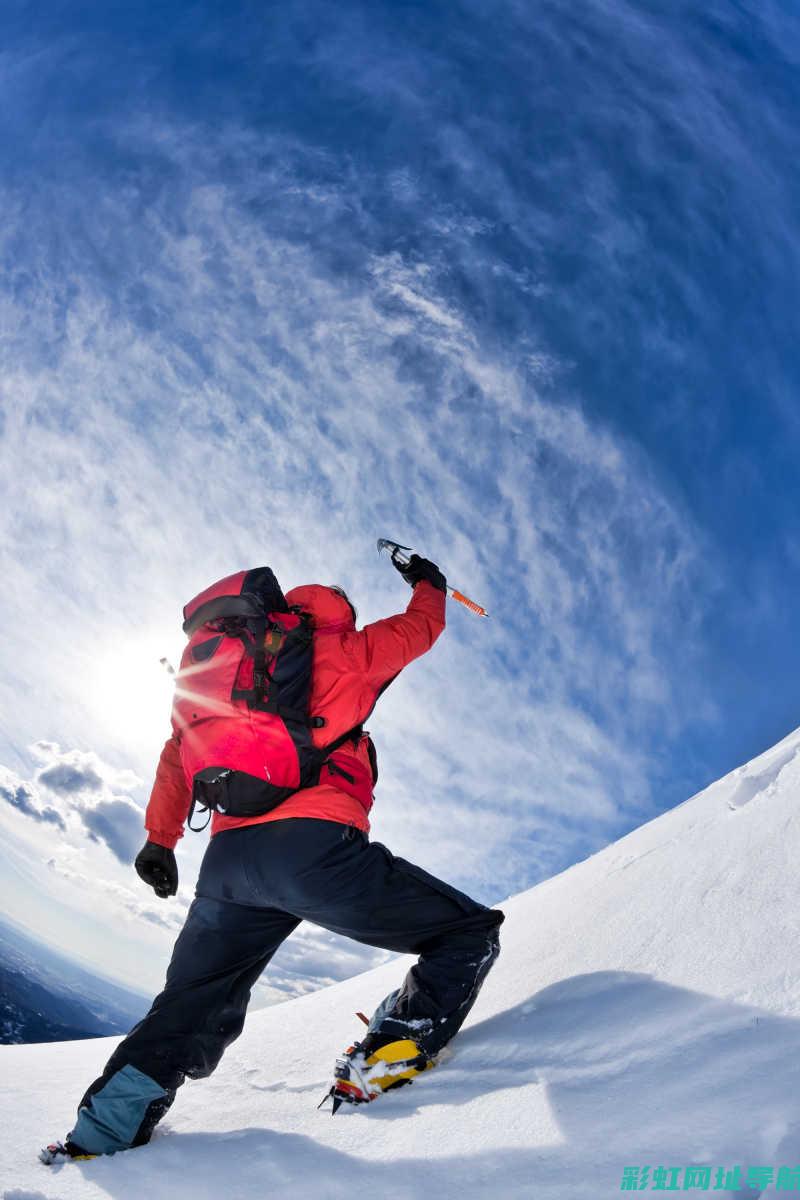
[0,908,149,1002]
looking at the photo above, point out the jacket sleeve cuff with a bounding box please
[145,829,180,850]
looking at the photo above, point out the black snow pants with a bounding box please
[70,818,504,1153]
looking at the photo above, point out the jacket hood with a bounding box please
[285,585,356,633]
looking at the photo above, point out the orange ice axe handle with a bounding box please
[376,538,489,618]
[448,587,489,619]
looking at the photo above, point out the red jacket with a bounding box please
[145,580,446,848]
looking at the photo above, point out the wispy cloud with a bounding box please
[0,103,716,982]
[45,856,189,935]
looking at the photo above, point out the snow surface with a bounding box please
[3,728,800,1198]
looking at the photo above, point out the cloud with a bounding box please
[36,760,103,795]
[250,922,395,1009]
[2,745,145,864]
[0,108,715,921]
[0,769,66,831]
[32,742,141,794]
[80,795,145,864]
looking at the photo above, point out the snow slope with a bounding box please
[3,728,800,1199]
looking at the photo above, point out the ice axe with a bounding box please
[377,538,489,618]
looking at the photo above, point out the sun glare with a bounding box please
[88,633,184,759]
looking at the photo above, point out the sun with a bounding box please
[87,632,184,760]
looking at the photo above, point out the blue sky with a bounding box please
[0,0,798,996]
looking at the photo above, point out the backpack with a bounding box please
[171,566,359,830]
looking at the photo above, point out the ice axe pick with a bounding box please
[377,538,489,618]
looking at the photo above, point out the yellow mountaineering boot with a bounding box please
[322,1037,436,1113]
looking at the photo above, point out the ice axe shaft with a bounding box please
[448,588,489,619]
[377,538,489,618]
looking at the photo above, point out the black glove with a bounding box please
[393,553,447,593]
[134,841,178,899]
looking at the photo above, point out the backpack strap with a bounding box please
[187,799,213,832]
[308,672,398,787]
[229,611,315,713]
[305,723,366,788]
[312,676,396,786]
[254,614,314,715]
[250,614,269,709]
